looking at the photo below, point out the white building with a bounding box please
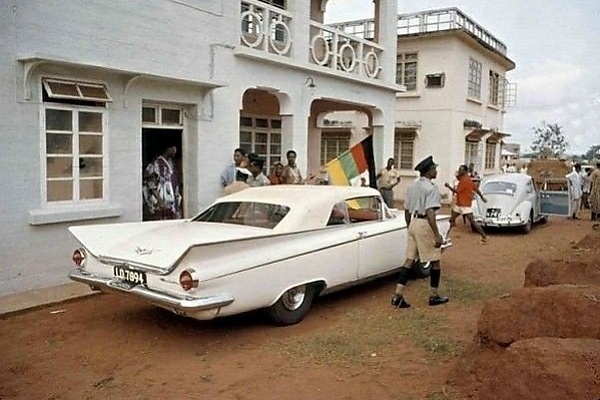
[333,8,517,200]
[0,0,400,296]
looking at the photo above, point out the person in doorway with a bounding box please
[143,145,182,220]
[390,156,449,309]
[247,158,270,187]
[282,150,303,184]
[223,167,251,196]
[220,148,246,187]
[565,163,583,219]
[444,165,489,242]
[377,157,401,208]
[268,162,285,185]
[588,162,600,221]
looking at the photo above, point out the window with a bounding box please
[426,73,445,88]
[193,201,290,229]
[345,196,382,223]
[42,77,109,204]
[394,130,416,170]
[43,78,112,103]
[396,53,418,91]
[142,105,183,126]
[489,70,501,106]
[464,141,480,172]
[468,58,482,99]
[321,132,350,165]
[485,141,497,170]
[239,116,282,170]
[44,107,105,202]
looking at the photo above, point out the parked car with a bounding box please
[69,185,450,325]
[472,173,551,233]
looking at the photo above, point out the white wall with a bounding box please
[393,33,513,201]
[0,0,399,296]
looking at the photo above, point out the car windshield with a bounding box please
[482,181,518,195]
[192,201,290,229]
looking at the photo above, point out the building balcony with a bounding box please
[240,0,386,81]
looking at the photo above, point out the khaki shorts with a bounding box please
[452,205,473,215]
[406,218,441,262]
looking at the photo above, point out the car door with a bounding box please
[539,178,571,216]
[342,196,404,280]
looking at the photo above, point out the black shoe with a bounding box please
[428,295,449,306]
[391,294,411,308]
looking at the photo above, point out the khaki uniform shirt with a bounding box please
[404,177,441,215]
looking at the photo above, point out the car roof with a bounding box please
[216,185,381,207]
[483,173,532,185]
[214,185,383,232]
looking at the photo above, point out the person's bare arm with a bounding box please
[404,209,412,228]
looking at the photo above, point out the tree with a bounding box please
[530,122,569,158]
[584,144,600,161]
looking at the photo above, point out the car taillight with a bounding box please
[72,248,86,268]
[179,269,199,291]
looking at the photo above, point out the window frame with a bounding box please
[41,104,108,206]
[42,77,112,103]
[320,131,351,166]
[396,52,418,91]
[467,58,482,99]
[239,114,282,172]
[489,70,501,106]
[484,141,497,170]
[394,130,416,171]
[142,104,184,128]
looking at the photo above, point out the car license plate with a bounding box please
[486,208,500,218]
[113,266,147,285]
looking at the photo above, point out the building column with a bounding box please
[287,0,310,63]
[281,112,309,176]
[375,0,399,86]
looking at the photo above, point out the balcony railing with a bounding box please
[397,8,507,56]
[332,7,507,57]
[309,21,383,79]
[239,0,384,80]
[240,0,293,57]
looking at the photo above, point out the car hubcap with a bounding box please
[281,285,306,311]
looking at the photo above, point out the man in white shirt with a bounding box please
[565,163,583,219]
[247,159,271,187]
[376,158,401,208]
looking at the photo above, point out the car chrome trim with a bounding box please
[69,269,234,313]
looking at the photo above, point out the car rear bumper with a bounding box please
[69,269,234,315]
[475,217,526,227]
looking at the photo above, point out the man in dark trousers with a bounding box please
[391,156,449,308]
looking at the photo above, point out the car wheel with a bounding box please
[266,284,317,326]
[520,212,533,234]
[409,260,432,279]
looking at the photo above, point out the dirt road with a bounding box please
[0,214,595,400]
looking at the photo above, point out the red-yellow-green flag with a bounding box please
[326,135,377,188]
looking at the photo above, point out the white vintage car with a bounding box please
[69,186,450,325]
[472,173,549,233]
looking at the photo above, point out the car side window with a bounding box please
[526,180,534,194]
[344,196,382,223]
[327,201,350,226]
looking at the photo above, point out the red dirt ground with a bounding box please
[0,213,599,400]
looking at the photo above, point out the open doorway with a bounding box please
[142,128,183,221]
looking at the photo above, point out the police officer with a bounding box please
[391,156,449,308]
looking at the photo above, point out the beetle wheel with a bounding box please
[266,284,317,326]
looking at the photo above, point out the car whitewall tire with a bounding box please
[266,284,317,326]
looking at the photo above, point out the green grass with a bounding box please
[264,308,463,369]
[262,277,508,370]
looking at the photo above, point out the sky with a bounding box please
[325,0,600,155]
